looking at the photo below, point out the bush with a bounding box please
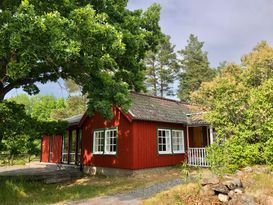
[207,137,264,173]
[264,138,273,166]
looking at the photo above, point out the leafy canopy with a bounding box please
[192,41,273,172]
[0,0,162,119]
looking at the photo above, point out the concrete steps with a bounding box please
[0,163,83,184]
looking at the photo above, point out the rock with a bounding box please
[234,188,243,194]
[200,185,215,196]
[255,166,270,174]
[212,184,229,194]
[228,190,235,198]
[201,176,220,186]
[243,167,253,173]
[218,194,230,203]
[228,194,256,205]
[223,178,242,190]
[236,170,244,177]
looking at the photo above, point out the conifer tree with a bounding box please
[178,34,216,101]
[144,36,178,97]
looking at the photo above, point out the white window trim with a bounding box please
[172,129,185,154]
[158,129,172,154]
[93,130,104,155]
[104,128,117,155]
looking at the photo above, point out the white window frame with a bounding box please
[93,130,104,155]
[158,129,172,154]
[104,128,117,155]
[172,129,185,154]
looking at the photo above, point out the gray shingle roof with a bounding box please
[63,92,208,127]
[129,92,207,125]
[63,114,84,126]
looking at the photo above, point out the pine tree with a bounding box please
[144,36,178,97]
[178,34,216,101]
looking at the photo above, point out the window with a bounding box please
[93,128,117,155]
[105,129,117,155]
[93,130,104,154]
[157,128,185,154]
[172,130,185,153]
[158,129,172,154]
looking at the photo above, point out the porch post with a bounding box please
[186,126,190,150]
[68,129,72,164]
[75,129,79,165]
[209,126,214,144]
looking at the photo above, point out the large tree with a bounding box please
[144,36,178,97]
[178,34,216,101]
[0,0,162,118]
[192,42,273,171]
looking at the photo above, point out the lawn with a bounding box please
[0,168,180,205]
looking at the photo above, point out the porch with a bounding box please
[186,126,214,167]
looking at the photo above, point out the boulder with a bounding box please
[243,167,253,173]
[228,194,256,205]
[234,188,243,194]
[200,185,215,196]
[218,194,230,203]
[228,190,235,198]
[212,184,229,194]
[223,178,242,190]
[201,176,220,186]
[236,170,244,177]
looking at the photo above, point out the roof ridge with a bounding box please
[130,91,190,105]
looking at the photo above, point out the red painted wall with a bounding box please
[81,108,133,169]
[41,135,50,162]
[51,135,62,163]
[131,120,187,169]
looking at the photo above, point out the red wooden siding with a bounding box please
[41,135,50,162]
[51,135,62,163]
[131,120,187,169]
[81,107,133,169]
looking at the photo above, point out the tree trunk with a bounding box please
[28,154,31,163]
[160,80,164,98]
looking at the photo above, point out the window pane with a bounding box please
[172,130,184,153]
[104,129,117,154]
[158,129,171,154]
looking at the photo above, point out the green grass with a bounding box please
[0,155,39,166]
[0,168,180,205]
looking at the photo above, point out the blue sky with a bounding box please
[6,0,273,99]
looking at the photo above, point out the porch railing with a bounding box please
[188,147,209,167]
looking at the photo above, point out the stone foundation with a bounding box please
[83,166,175,176]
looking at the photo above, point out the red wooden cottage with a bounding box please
[41,92,214,175]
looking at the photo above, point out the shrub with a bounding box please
[264,138,273,166]
[207,137,264,173]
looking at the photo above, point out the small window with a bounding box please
[93,130,104,154]
[172,130,185,153]
[105,129,117,155]
[158,129,172,154]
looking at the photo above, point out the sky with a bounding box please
[5,0,273,99]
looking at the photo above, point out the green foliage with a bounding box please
[0,0,162,119]
[193,41,273,172]
[178,34,216,101]
[207,138,264,173]
[0,100,67,161]
[264,138,273,167]
[144,35,178,97]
